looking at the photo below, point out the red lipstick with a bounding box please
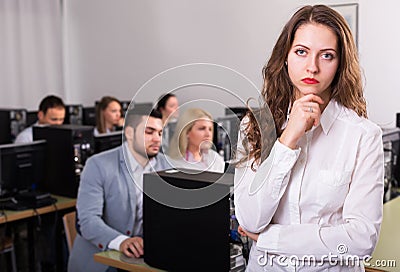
[302,78,319,84]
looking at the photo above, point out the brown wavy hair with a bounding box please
[242,5,366,169]
[95,96,122,134]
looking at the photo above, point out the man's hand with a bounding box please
[120,236,144,258]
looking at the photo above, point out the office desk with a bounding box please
[0,195,76,223]
[94,250,164,272]
[365,196,400,272]
[0,195,76,271]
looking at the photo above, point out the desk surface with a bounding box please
[94,197,400,272]
[365,196,400,272]
[0,195,76,224]
[94,250,164,272]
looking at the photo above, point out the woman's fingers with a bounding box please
[292,95,323,130]
[281,94,324,148]
[238,225,247,236]
[298,93,324,105]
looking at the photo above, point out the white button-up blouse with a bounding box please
[234,100,384,271]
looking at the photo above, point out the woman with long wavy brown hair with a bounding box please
[94,96,124,135]
[234,5,383,271]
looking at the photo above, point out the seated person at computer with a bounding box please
[167,108,225,173]
[94,96,124,135]
[14,95,65,143]
[156,93,179,125]
[156,93,179,154]
[13,94,65,270]
[68,108,170,272]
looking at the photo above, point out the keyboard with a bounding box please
[0,199,30,211]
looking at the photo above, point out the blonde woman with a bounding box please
[167,108,225,173]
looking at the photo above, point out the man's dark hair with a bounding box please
[38,95,65,114]
[125,107,162,129]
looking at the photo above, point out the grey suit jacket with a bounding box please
[68,144,170,272]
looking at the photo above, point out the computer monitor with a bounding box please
[120,100,133,117]
[160,120,177,154]
[129,102,153,115]
[143,170,233,271]
[82,106,96,126]
[225,107,248,120]
[33,125,94,198]
[213,114,241,161]
[0,140,46,198]
[64,104,83,125]
[0,108,27,144]
[93,131,123,154]
[382,127,400,201]
[26,110,38,126]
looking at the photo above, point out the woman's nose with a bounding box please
[306,56,319,74]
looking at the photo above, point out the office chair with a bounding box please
[0,235,17,272]
[62,211,77,252]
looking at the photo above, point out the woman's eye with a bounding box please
[295,49,306,56]
[322,53,334,60]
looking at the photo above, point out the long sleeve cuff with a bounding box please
[108,234,130,251]
[256,224,281,251]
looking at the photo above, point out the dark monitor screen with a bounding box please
[213,114,241,161]
[93,131,123,154]
[120,100,133,116]
[382,127,400,201]
[64,104,83,125]
[26,111,38,126]
[0,108,27,144]
[82,107,96,126]
[0,140,46,197]
[143,170,233,271]
[225,107,248,120]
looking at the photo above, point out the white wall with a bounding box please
[6,0,399,127]
[358,0,400,127]
[64,0,290,118]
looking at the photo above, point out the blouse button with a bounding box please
[98,244,103,249]
[126,230,131,235]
